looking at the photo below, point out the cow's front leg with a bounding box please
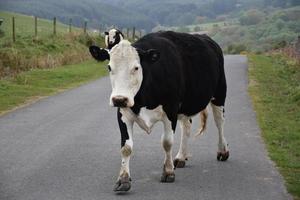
[160,116,176,182]
[114,108,133,192]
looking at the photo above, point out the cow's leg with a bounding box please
[174,116,191,168]
[160,116,176,182]
[114,108,133,192]
[211,103,229,161]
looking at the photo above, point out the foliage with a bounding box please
[0,0,155,31]
[1,0,298,31]
[248,54,300,199]
[239,9,265,25]
[226,43,247,54]
[212,6,300,52]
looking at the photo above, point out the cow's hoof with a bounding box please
[161,172,175,183]
[217,151,229,161]
[113,177,131,192]
[173,159,186,168]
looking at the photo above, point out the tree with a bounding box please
[239,9,265,25]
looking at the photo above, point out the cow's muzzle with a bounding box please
[112,95,129,107]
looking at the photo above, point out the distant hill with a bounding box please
[0,0,155,31]
[0,0,299,31]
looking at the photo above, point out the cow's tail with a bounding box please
[195,108,208,137]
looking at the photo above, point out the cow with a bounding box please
[105,28,124,50]
[89,31,229,192]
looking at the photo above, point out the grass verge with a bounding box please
[0,11,104,77]
[0,60,107,115]
[248,54,300,199]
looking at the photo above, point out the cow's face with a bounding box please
[105,29,124,49]
[108,40,143,107]
[89,40,160,108]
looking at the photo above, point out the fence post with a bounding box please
[34,16,37,38]
[139,30,142,38]
[69,18,72,33]
[126,28,129,39]
[83,21,87,34]
[132,27,135,40]
[53,17,56,35]
[12,17,16,42]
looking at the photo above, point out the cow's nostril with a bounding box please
[112,96,128,107]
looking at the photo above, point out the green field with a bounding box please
[0,11,104,77]
[0,11,81,39]
[249,54,300,199]
[0,60,107,115]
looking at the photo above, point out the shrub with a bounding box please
[226,43,247,54]
[0,29,4,38]
[239,9,265,25]
[275,19,285,30]
[193,26,201,32]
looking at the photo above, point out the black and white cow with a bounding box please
[105,29,124,50]
[89,31,229,192]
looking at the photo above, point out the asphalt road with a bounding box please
[0,55,292,200]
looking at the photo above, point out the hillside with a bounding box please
[211,6,300,53]
[0,0,155,31]
[159,6,300,53]
[0,11,103,77]
[1,0,299,31]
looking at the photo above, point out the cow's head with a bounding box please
[89,40,160,107]
[105,29,124,49]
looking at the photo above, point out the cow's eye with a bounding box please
[107,65,111,72]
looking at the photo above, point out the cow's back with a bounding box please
[134,31,226,116]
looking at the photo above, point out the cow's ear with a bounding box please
[104,31,109,35]
[89,45,110,61]
[147,49,160,63]
[137,49,160,64]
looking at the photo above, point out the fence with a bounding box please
[9,16,143,42]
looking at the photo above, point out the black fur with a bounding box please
[89,31,226,141]
[131,31,226,130]
[117,108,129,147]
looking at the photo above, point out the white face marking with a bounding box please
[108,29,117,45]
[106,29,124,48]
[108,40,143,107]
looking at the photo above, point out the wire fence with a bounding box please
[5,16,143,42]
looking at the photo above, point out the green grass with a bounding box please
[0,11,81,38]
[0,11,104,77]
[248,54,300,199]
[0,60,107,114]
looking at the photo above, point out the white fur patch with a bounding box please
[120,105,165,134]
[108,40,143,107]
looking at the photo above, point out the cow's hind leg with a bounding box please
[211,103,229,161]
[160,116,176,182]
[174,116,191,168]
[114,109,133,192]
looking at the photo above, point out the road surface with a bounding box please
[0,55,292,200]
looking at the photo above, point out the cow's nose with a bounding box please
[112,96,128,107]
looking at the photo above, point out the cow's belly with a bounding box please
[120,106,164,134]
